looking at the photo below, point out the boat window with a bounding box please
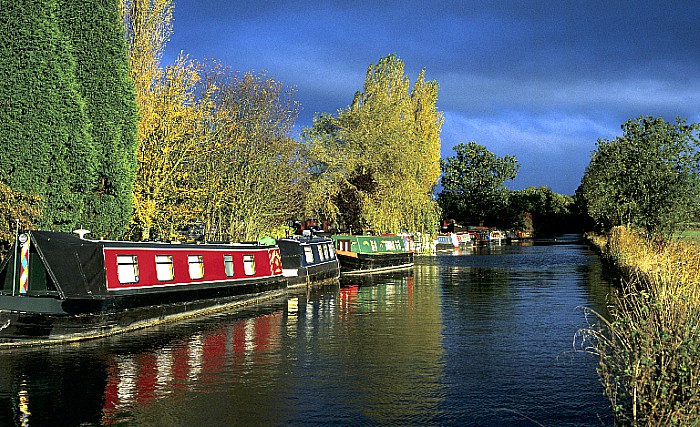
[188,255,204,279]
[384,240,396,251]
[336,239,351,252]
[322,244,329,260]
[117,255,139,284]
[370,240,378,251]
[327,243,336,257]
[224,254,235,277]
[155,255,174,281]
[243,254,256,276]
[303,246,314,264]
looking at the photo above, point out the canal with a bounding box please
[0,235,613,426]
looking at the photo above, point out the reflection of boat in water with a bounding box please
[338,269,415,315]
[276,236,340,289]
[101,310,284,424]
[332,234,414,275]
[0,230,286,346]
[339,267,413,287]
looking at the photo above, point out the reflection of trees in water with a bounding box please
[579,248,616,320]
[332,270,445,424]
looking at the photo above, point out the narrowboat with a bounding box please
[0,230,287,346]
[456,232,476,247]
[276,235,340,288]
[475,228,504,246]
[435,233,459,250]
[331,234,414,275]
[487,229,504,245]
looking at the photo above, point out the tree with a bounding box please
[0,0,97,231]
[57,0,138,237]
[194,65,303,241]
[122,0,207,240]
[302,54,442,234]
[438,141,519,226]
[579,116,700,238]
[0,184,42,258]
[130,55,206,240]
[507,186,574,234]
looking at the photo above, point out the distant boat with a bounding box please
[0,230,286,346]
[331,234,414,275]
[276,235,340,288]
[474,228,504,245]
[435,233,459,250]
[488,229,504,245]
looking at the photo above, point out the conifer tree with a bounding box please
[0,0,96,230]
[56,0,138,237]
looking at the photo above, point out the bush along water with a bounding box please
[583,227,700,426]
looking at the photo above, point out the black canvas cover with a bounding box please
[29,231,108,299]
[277,239,302,269]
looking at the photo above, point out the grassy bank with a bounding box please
[675,229,700,244]
[585,227,700,426]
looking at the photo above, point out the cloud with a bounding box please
[440,111,618,194]
[163,0,700,194]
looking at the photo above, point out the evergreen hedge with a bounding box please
[0,0,96,230]
[0,0,137,237]
[57,0,138,238]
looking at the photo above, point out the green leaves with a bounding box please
[580,116,700,239]
[438,141,519,225]
[0,0,135,234]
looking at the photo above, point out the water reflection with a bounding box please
[0,238,614,426]
[100,310,286,425]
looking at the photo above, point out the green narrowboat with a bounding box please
[331,234,414,275]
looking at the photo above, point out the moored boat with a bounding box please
[456,232,475,247]
[435,233,459,250]
[488,229,504,245]
[0,230,287,346]
[276,235,340,289]
[331,234,414,275]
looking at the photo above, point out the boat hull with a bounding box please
[0,276,286,346]
[285,262,340,289]
[276,237,340,289]
[336,251,414,275]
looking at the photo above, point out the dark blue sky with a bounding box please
[163,1,700,195]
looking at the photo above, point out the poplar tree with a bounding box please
[57,0,138,237]
[122,0,205,240]
[0,0,96,230]
[302,54,442,234]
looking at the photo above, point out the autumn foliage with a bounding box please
[302,55,443,234]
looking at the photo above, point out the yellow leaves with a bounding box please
[0,184,42,249]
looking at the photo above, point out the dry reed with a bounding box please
[583,227,700,426]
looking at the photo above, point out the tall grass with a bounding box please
[584,227,700,426]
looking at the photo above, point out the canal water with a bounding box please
[0,235,614,426]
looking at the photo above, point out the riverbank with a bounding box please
[586,227,700,425]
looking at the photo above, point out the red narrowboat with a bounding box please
[0,231,286,346]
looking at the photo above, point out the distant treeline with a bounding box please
[439,116,700,240]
